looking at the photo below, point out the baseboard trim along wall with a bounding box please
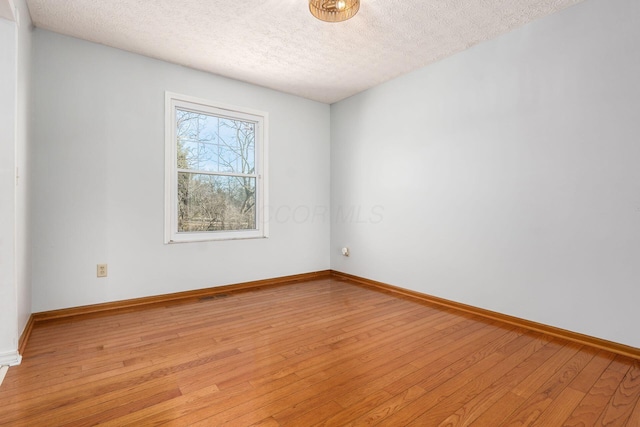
[331,270,640,360]
[19,269,639,360]
[0,351,22,367]
[19,270,332,350]
[29,270,332,324]
[18,314,35,356]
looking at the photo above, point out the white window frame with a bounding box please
[164,92,269,243]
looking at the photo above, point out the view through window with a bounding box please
[165,93,268,242]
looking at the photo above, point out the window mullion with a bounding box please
[176,168,257,179]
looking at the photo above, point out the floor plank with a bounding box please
[554,354,632,426]
[595,360,640,426]
[0,278,638,426]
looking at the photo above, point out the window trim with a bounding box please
[164,92,269,243]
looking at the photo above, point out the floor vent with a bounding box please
[199,294,229,301]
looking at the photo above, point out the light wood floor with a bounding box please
[1,278,639,426]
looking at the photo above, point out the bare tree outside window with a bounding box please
[176,110,257,232]
[165,93,267,243]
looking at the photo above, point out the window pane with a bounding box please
[178,172,256,232]
[176,109,255,174]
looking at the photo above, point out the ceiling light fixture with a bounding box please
[309,0,360,23]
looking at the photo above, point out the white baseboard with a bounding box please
[0,365,8,387]
[0,350,22,367]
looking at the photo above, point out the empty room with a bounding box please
[1,0,639,425]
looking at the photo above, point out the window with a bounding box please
[165,92,268,243]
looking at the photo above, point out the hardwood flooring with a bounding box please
[1,278,639,426]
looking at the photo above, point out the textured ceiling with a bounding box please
[25,0,583,104]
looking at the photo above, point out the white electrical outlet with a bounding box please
[97,264,108,278]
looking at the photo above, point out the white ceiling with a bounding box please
[25,0,583,104]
